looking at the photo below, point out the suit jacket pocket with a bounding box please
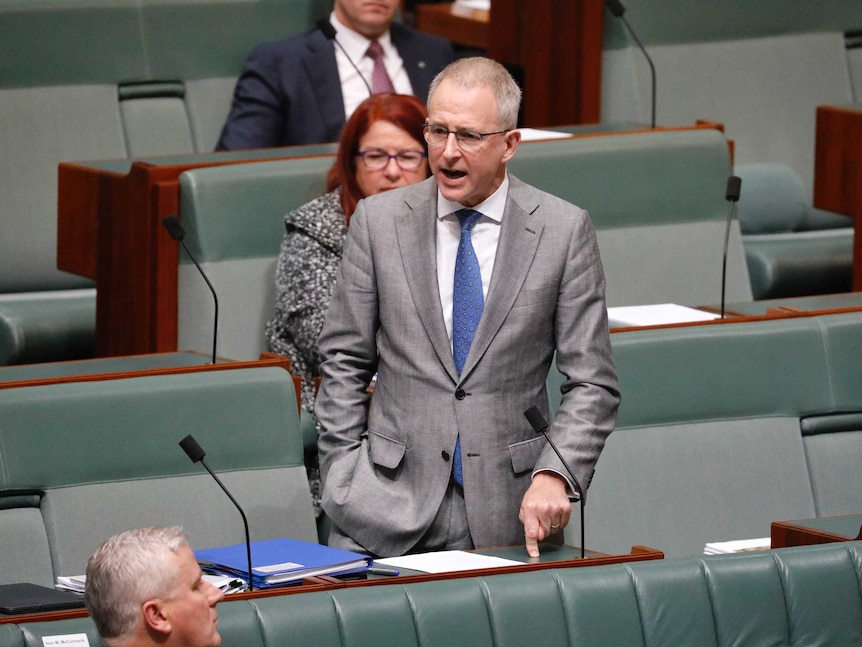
[368,429,406,470]
[508,436,546,475]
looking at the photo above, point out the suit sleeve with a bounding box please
[541,207,620,499]
[215,43,287,151]
[315,203,380,488]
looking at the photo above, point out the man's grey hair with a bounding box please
[85,526,189,647]
[428,57,522,131]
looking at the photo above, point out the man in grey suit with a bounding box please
[216,0,453,150]
[316,57,620,558]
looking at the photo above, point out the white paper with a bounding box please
[608,303,720,328]
[453,0,491,11]
[518,127,573,141]
[704,537,770,554]
[55,575,86,594]
[42,635,89,647]
[375,550,523,574]
[58,574,246,594]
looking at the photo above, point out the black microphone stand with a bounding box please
[721,176,742,318]
[179,434,254,590]
[605,0,657,129]
[162,216,219,364]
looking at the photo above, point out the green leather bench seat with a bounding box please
[0,290,95,366]
[548,311,862,557]
[175,128,748,364]
[601,4,862,299]
[0,367,314,587]
[510,128,751,307]
[176,155,334,363]
[3,541,861,646]
[0,0,326,365]
[735,162,853,300]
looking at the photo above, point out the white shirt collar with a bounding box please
[330,11,393,62]
[436,173,510,223]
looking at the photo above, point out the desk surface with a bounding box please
[0,352,301,411]
[771,514,862,548]
[719,292,862,316]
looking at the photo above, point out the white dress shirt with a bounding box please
[330,12,414,120]
[435,175,509,342]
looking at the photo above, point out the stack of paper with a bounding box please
[608,303,721,328]
[56,575,86,595]
[57,574,247,595]
[704,538,771,554]
[195,538,371,588]
[374,550,522,574]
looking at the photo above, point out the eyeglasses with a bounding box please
[356,148,427,171]
[423,124,510,152]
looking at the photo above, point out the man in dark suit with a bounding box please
[316,57,620,558]
[216,0,454,150]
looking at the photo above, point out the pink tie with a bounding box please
[366,41,395,94]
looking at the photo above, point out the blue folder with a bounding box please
[195,538,371,588]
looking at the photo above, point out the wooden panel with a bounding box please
[813,105,862,290]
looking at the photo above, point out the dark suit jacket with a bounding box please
[215,24,454,150]
[315,175,621,557]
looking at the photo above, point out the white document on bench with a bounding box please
[608,303,721,328]
[375,550,522,574]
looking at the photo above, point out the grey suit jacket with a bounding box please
[316,174,620,557]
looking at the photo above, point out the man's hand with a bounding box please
[519,472,572,557]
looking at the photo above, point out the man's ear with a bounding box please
[142,599,171,636]
[501,129,521,164]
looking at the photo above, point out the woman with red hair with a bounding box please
[265,93,429,517]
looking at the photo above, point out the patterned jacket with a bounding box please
[265,189,348,415]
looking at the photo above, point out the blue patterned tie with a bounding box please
[452,209,484,487]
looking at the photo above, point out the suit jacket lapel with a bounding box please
[396,179,460,381]
[301,33,346,136]
[462,176,543,377]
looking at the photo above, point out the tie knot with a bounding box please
[366,40,384,62]
[455,209,482,231]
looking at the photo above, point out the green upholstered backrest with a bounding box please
[511,129,732,230]
[0,368,301,488]
[175,156,334,360]
[5,542,862,647]
[0,0,331,89]
[602,0,862,50]
[600,1,862,206]
[178,156,335,262]
[0,0,327,294]
[547,312,862,555]
[0,367,316,581]
[513,128,750,306]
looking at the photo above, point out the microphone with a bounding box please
[316,18,373,97]
[604,0,657,129]
[162,215,218,364]
[523,406,586,559]
[179,434,254,591]
[720,175,742,319]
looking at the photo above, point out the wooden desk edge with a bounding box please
[0,545,662,624]
[0,353,301,414]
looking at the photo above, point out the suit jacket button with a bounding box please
[455,388,466,400]
[441,450,450,462]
